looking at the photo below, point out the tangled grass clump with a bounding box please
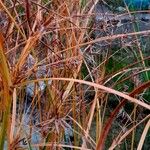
[0,0,150,150]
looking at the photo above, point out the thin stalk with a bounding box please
[131,104,137,150]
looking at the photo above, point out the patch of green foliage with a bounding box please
[81,63,88,78]
[105,0,124,8]
[105,57,127,74]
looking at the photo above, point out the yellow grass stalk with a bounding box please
[0,33,12,149]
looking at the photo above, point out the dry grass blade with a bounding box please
[137,119,150,150]
[81,89,98,148]
[10,88,17,144]
[109,114,150,150]
[15,32,42,71]
[0,33,12,86]
[32,143,92,150]
[62,62,82,100]
[18,78,150,110]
